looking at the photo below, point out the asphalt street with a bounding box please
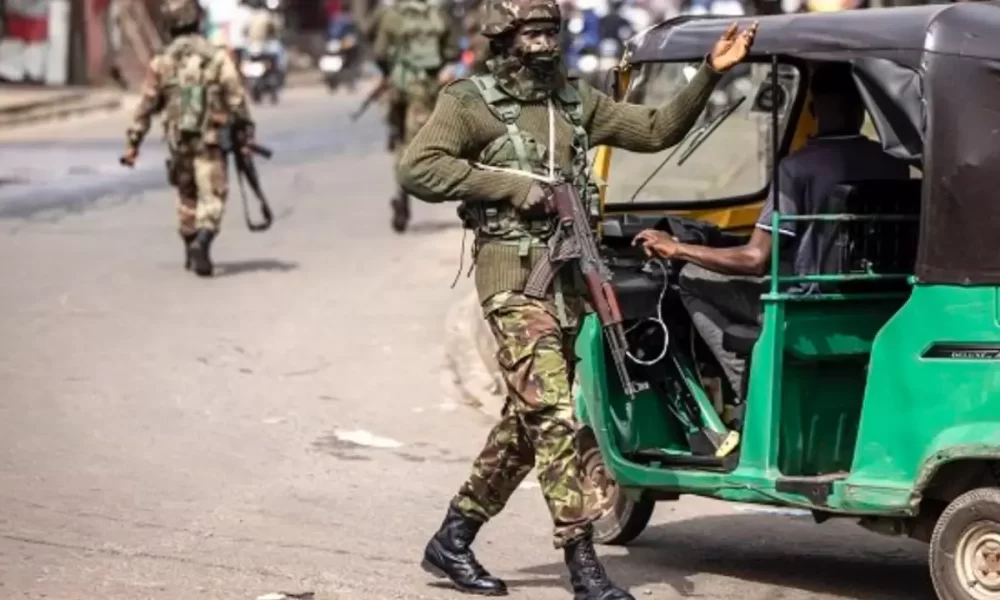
[0,85,932,600]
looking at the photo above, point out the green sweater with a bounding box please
[398,63,722,301]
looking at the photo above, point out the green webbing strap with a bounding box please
[471,74,531,172]
[555,83,589,192]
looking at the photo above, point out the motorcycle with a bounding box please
[321,18,361,92]
[242,41,283,105]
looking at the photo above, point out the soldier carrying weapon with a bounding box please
[120,0,265,277]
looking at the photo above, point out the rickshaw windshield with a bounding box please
[604,61,802,206]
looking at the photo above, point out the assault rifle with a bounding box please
[224,118,274,232]
[350,78,389,122]
[523,182,638,398]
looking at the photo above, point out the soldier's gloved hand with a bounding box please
[119,146,139,168]
[515,181,556,216]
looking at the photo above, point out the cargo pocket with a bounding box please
[485,299,569,412]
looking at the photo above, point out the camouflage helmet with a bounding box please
[480,0,561,38]
[162,0,204,29]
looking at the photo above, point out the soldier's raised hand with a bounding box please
[709,21,758,72]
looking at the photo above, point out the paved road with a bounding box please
[0,86,932,600]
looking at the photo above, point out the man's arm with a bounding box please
[362,6,383,41]
[372,11,396,74]
[672,229,773,276]
[635,160,801,277]
[398,87,533,205]
[124,57,166,150]
[582,60,721,152]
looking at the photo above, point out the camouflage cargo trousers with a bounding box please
[453,291,601,548]
[169,145,229,235]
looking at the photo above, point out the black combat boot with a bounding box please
[188,229,215,277]
[565,536,634,600]
[181,232,196,270]
[421,505,508,596]
[391,189,410,233]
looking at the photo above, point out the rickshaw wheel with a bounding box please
[580,443,655,546]
[930,487,1000,600]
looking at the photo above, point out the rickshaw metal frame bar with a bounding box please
[769,54,781,296]
[762,292,908,302]
[778,274,911,284]
[780,214,919,222]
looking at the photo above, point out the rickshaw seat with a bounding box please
[723,323,761,356]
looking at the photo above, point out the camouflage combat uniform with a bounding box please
[123,0,254,277]
[374,0,460,232]
[362,3,403,151]
[399,0,722,595]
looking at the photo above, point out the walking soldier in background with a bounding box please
[120,0,256,277]
[398,0,756,595]
[363,0,407,153]
[374,0,461,233]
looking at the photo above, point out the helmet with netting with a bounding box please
[480,0,560,38]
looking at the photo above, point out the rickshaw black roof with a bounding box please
[625,3,1000,65]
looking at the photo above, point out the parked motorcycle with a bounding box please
[242,42,283,105]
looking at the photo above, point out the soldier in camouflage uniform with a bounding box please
[398,1,755,596]
[365,0,407,156]
[121,0,255,277]
[374,0,460,232]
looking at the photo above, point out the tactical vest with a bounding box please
[162,35,219,141]
[389,1,446,91]
[461,73,595,244]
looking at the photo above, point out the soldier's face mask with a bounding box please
[512,22,562,76]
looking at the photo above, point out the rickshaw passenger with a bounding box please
[634,63,909,399]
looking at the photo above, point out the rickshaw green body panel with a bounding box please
[575,284,1000,515]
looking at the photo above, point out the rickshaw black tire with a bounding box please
[929,487,1000,600]
[592,490,656,547]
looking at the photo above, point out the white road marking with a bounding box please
[333,429,403,449]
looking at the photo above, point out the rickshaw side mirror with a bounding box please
[750,80,789,115]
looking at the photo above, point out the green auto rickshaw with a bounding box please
[575,5,1000,599]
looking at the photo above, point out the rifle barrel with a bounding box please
[249,143,273,159]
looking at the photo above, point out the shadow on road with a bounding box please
[214,259,300,277]
[517,513,933,599]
